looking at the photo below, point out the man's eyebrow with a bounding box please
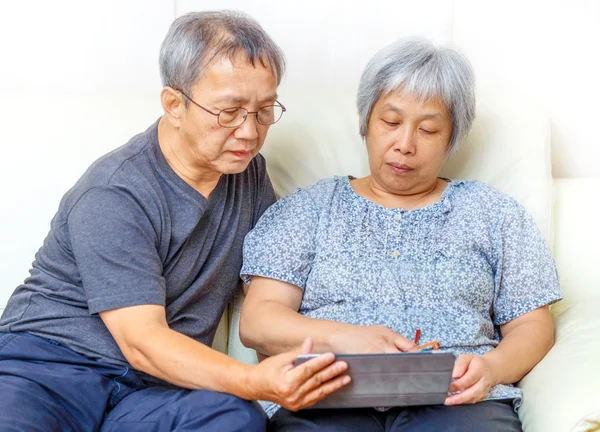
[213,93,279,106]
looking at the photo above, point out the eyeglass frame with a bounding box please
[175,88,286,128]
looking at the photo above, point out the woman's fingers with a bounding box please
[445,378,486,405]
[451,354,472,379]
[393,335,417,352]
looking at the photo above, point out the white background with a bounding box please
[0,0,599,306]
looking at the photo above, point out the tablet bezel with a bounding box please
[295,352,455,409]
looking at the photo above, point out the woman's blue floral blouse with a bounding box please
[241,176,562,416]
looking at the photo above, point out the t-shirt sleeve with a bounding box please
[492,201,562,325]
[67,186,166,314]
[241,188,318,289]
[253,164,277,227]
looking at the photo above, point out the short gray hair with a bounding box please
[357,38,475,153]
[159,11,285,99]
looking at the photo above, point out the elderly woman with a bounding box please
[239,38,561,432]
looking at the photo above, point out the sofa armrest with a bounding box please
[518,300,600,432]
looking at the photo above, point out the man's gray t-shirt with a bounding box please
[0,120,276,385]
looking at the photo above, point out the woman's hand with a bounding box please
[330,324,417,354]
[445,354,498,405]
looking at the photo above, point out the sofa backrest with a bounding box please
[552,178,600,314]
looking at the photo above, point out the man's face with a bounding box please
[178,54,278,175]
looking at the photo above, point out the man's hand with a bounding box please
[245,338,351,411]
[330,324,417,354]
[445,354,498,405]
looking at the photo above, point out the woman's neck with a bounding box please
[352,176,447,210]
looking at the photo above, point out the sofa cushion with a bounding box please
[518,301,600,432]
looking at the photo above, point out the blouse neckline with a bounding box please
[340,175,463,215]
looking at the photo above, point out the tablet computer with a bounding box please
[294,352,455,409]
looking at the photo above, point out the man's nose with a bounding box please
[235,113,259,140]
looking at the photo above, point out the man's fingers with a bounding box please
[274,337,316,369]
[297,374,352,409]
[286,351,338,383]
[301,337,313,355]
[294,360,349,395]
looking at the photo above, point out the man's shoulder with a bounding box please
[58,122,161,217]
[79,124,156,187]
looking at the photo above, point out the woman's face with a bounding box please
[365,89,453,195]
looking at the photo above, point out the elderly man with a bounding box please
[0,11,349,432]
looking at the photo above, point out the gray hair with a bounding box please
[357,38,475,154]
[159,10,285,100]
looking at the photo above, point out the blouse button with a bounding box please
[394,214,403,222]
[393,231,401,237]
[391,251,400,258]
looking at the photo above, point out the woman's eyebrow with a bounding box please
[382,104,443,119]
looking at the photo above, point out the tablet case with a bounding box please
[294,352,455,409]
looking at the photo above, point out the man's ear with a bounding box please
[161,86,184,128]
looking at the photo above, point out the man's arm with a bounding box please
[100,304,350,410]
[240,276,416,356]
[446,305,554,405]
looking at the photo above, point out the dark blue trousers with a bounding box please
[270,401,522,431]
[0,332,267,432]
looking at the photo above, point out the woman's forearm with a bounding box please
[240,299,353,355]
[483,308,554,385]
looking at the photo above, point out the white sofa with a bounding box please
[1,3,598,431]
[213,88,600,432]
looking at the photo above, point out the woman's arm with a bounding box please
[446,305,554,405]
[484,305,554,383]
[240,276,416,355]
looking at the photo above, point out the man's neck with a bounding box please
[157,116,221,199]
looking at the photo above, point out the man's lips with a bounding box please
[388,163,413,174]
[231,150,253,158]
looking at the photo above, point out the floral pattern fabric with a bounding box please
[241,176,562,417]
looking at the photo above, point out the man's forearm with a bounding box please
[128,325,254,399]
[483,318,554,385]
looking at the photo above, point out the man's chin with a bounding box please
[219,158,254,175]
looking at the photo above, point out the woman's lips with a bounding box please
[388,163,413,174]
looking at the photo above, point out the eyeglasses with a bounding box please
[177,89,286,128]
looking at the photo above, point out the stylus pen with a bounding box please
[414,329,440,351]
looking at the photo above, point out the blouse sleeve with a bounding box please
[241,187,319,289]
[492,200,562,325]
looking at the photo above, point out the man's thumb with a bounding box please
[300,337,313,355]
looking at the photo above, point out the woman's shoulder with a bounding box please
[278,176,347,207]
[451,179,527,218]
